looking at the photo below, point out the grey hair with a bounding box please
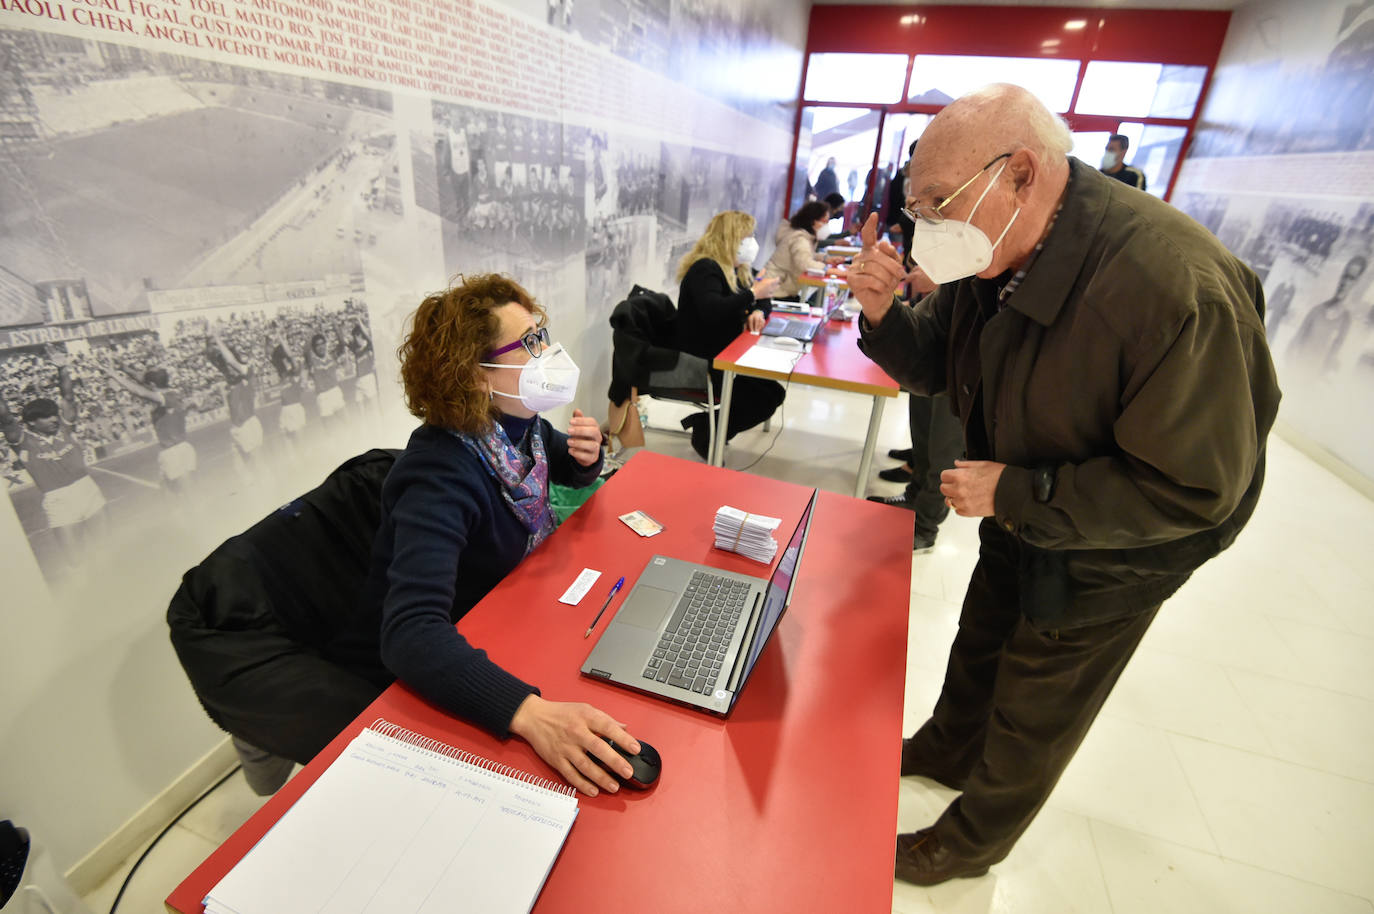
[1029,105,1073,159]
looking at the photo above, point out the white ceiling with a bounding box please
[812,0,1242,8]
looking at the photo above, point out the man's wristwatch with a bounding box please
[1032,465,1056,504]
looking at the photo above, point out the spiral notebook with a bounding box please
[203,720,579,914]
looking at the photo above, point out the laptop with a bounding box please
[761,289,843,341]
[581,490,819,715]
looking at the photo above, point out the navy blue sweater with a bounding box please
[361,420,602,736]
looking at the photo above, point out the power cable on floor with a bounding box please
[108,764,242,914]
[731,378,791,473]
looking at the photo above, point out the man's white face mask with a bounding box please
[907,156,1020,285]
[1101,150,1121,170]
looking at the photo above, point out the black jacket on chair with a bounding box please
[607,284,685,405]
[167,449,399,763]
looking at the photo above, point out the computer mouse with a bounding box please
[591,737,661,790]
[771,337,804,351]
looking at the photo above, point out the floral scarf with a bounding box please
[453,422,557,554]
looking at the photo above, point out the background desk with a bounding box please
[167,452,912,914]
[799,272,850,289]
[712,317,901,495]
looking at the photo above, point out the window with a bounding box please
[793,26,1218,210]
[803,107,884,208]
[868,113,930,221]
[1070,131,1113,169]
[1116,122,1188,198]
[1075,62,1208,119]
[788,111,816,215]
[804,53,909,104]
[907,55,1081,112]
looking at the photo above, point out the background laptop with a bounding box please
[762,290,843,341]
[581,490,819,715]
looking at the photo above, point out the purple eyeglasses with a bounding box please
[484,327,550,360]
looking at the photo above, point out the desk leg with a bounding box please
[855,395,886,498]
[712,371,736,467]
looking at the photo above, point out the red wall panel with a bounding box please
[806,5,1229,65]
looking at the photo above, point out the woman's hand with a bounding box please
[509,695,641,797]
[746,310,767,333]
[751,276,780,300]
[566,409,602,467]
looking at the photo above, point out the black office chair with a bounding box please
[607,285,718,456]
[167,449,398,793]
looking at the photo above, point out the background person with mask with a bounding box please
[764,200,831,300]
[849,84,1277,886]
[675,210,783,458]
[363,273,644,798]
[886,139,919,256]
[1100,133,1146,190]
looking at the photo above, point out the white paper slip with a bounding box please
[558,568,602,605]
[733,345,802,374]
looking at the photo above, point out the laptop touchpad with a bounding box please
[617,586,677,630]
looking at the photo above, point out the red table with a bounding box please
[712,304,901,495]
[167,452,912,914]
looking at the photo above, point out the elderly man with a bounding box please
[849,84,1280,886]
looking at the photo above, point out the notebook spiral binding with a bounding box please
[369,719,577,798]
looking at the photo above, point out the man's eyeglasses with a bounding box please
[902,152,1013,226]
[485,327,550,360]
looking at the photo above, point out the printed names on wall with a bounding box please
[1,0,792,153]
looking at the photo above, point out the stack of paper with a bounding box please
[713,505,781,563]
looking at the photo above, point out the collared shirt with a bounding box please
[998,198,1065,308]
[19,425,88,491]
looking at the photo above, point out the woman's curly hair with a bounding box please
[397,274,546,434]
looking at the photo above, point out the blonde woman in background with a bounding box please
[674,210,783,459]
[764,200,831,300]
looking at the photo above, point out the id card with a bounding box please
[619,510,664,537]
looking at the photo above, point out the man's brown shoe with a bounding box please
[900,738,968,790]
[894,828,991,886]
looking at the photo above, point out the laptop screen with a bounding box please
[738,490,818,681]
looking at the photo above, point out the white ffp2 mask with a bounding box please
[481,343,580,412]
[736,236,760,265]
[908,160,1020,285]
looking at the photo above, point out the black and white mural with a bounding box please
[1173,0,1374,479]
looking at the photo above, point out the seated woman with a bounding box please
[764,201,831,300]
[675,211,783,459]
[363,273,642,797]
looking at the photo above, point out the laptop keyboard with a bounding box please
[642,571,750,694]
[765,317,812,340]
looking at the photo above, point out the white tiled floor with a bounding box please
[82,388,1374,913]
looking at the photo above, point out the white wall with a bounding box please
[0,0,807,871]
[1173,0,1374,481]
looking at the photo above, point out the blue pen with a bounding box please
[584,576,625,638]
